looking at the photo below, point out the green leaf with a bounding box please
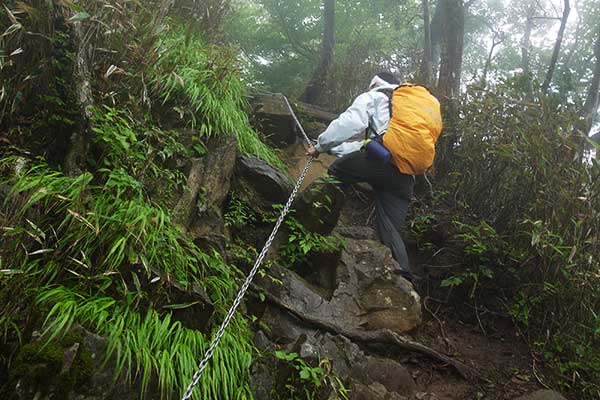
[299,369,310,380]
[162,301,203,310]
[69,11,91,22]
[440,275,465,288]
[275,350,297,362]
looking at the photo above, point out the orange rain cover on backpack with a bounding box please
[382,84,443,175]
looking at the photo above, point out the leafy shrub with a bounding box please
[436,83,600,397]
[274,350,348,400]
[263,206,344,268]
[279,215,344,268]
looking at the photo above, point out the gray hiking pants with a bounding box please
[328,150,414,278]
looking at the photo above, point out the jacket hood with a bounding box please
[369,75,399,91]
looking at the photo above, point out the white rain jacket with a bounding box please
[314,76,399,157]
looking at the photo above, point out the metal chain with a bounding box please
[282,95,313,146]
[181,96,315,400]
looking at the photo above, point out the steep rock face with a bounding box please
[255,226,421,336]
[172,135,237,250]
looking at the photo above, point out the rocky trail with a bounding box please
[242,94,568,400]
[3,95,569,400]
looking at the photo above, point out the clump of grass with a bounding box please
[0,149,255,398]
[151,24,285,171]
[37,286,253,399]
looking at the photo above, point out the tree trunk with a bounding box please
[521,4,535,92]
[541,0,570,94]
[581,32,600,138]
[437,0,465,99]
[418,0,434,86]
[61,7,96,177]
[300,0,335,104]
[562,0,581,73]
[482,33,502,86]
[430,0,443,84]
[433,0,466,177]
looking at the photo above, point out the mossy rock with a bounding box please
[4,333,94,399]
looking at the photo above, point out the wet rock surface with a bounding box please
[513,390,568,400]
[172,135,237,250]
[300,334,417,397]
[233,154,293,213]
[255,226,421,336]
[253,224,422,399]
[294,178,345,235]
[249,93,337,147]
[6,326,148,400]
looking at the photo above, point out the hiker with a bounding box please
[306,72,442,282]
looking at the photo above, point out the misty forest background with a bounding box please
[1,0,600,399]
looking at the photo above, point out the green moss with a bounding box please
[7,334,94,399]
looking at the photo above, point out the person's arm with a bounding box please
[314,92,374,153]
[329,141,364,157]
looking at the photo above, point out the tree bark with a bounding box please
[418,0,434,86]
[521,4,535,92]
[541,0,570,94]
[430,0,443,84]
[300,0,335,104]
[581,31,600,138]
[61,7,97,177]
[437,0,465,99]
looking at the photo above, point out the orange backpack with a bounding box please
[380,84,443,175]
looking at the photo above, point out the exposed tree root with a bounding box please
[259,288,479,381]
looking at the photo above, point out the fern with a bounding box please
[151,24,285,171]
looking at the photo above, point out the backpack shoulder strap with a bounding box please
[365,88,394,140]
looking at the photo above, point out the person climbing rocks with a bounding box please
[306,72,443,282]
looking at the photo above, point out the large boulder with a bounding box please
[249,93,337,147]
[249,93,298,147]
[233,155,292,213]
[255,226,421,336]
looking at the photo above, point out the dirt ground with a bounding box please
[407,306,550,400]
